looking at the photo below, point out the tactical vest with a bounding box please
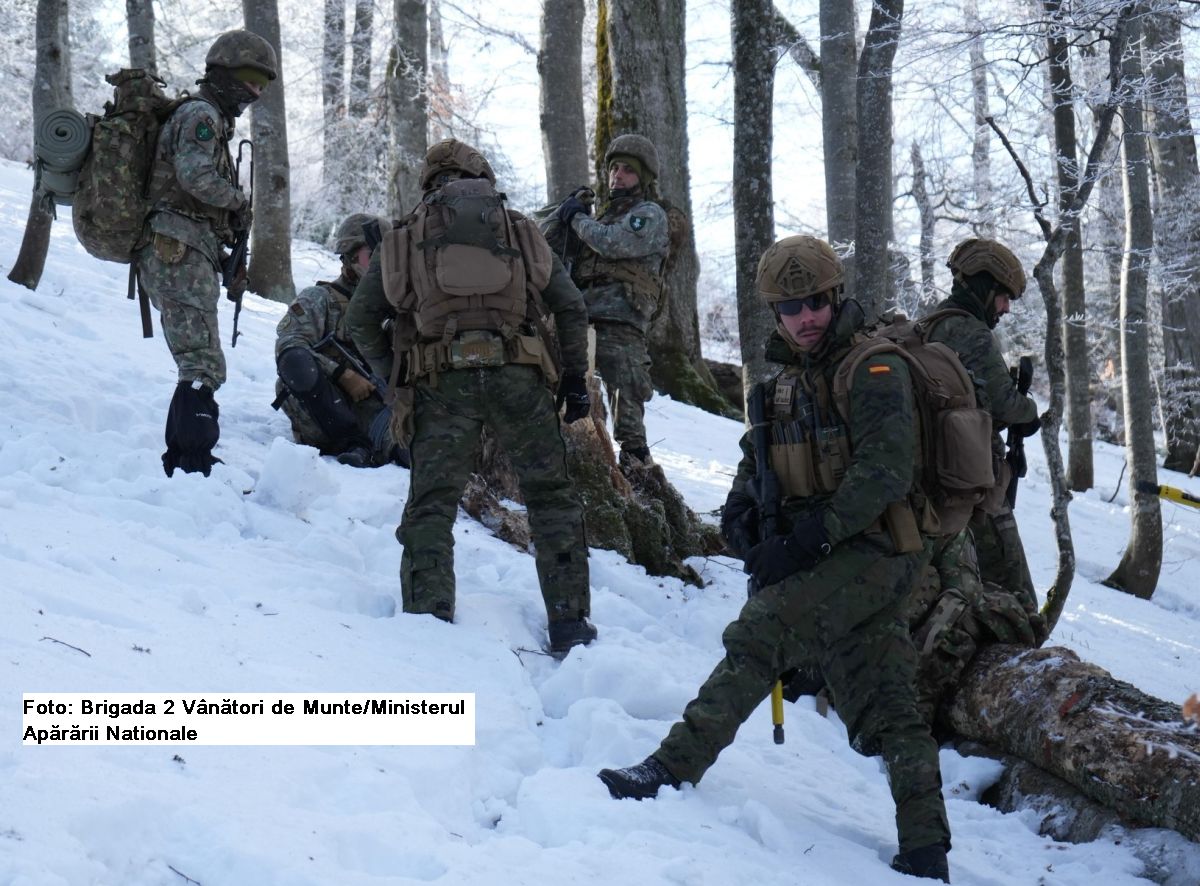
[379,178,556,383]
[145,98,236,239]
[571,196,668,308]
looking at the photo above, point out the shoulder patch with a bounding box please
[867,363,892,375]
[195,118,215,141]
[629,215,647,232]
[289,302,305,316]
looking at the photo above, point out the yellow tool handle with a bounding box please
[771,680,785,745]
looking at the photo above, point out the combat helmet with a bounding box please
[756,235,845,308]
[947,238,1026,299]
[333,213,388,257]
[419,138,496,191]
[206,29,279,81]
[604,133,659,181]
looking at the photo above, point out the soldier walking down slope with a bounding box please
[922,239,1042,624]
[346,138,598,656]
[549,133,671,469]
[598,236,952,883]
[136,29,276,477]
[274,213,407,469]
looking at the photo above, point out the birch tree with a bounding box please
[243,0,295,303]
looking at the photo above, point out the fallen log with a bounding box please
[945,644,1200,842]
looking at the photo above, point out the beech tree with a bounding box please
[538,0,589,204]
[387,0,427,215]
[125,0,156,74]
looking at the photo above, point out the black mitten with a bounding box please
[162,381,221,477]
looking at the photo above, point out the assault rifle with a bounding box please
[1004,355,1035,509]
[316,331,391,401]
[223,139,253,349]
[1136,481,1200,511]
[747,383,787,745]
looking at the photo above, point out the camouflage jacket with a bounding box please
[924,294,1037,458]
[275,273,363,378]
[731,315,917,550]
[146,91,244,268]
[568,194,669,331]
[346,246,590,383]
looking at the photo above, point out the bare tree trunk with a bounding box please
[349,0,373,120]
[965,0,992,238]
[946,644,1200,841]
[8,0,72,291]
[910,143,936,305]
[1104,11,1162,599]
[427,0,451,140]
[731,0,776,402]
[853,0,902,320]
[125,0,156,73]
[321,0,347,224]
[1046,0,1094,493]
[243,0,295,304]
[598,0,732,416]
[387,0,427,216]
[1144,1,1200,474]
[539,0,589,204]
[819,0,857,258]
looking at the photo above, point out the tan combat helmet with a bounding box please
[604,133,660,181]
[419,138,496,191]
[946,238,1026,299]
[333,213,388,257]
[206,29,279,81]
[756,235,845,308]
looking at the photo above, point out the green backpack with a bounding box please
[72,69,195,263]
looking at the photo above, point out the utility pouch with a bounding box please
[770,441,816,499]
[937,407,994,489]
[978,455,1012,515]
[507,333,558,385]
[389,385,415,447]
[448,330,507,369]
[882,499,924,554]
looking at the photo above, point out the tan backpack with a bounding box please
[833,312,994,537]
[379,178,555,382]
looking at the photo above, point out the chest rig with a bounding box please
[767,368,852,500]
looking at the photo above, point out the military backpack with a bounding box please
[832,311,995,538]
[71,69,199,263]
[379,178,556,383]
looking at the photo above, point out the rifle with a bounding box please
[557,186,594,275]
[316,332,392,400]
[747,383,786,745]
[1136,481,1200,511]
[1004,355,1035,509]
[222,139,253,349]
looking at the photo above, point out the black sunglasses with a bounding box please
[776,293,831,315]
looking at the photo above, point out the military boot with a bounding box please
[335,444,374,468]
[891,844,950,882]
[548,617,597,656]
[597,756,680,800]
[619,445,653,469]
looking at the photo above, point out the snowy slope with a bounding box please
[1,158,1198,885]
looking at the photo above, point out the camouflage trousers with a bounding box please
[136,236,226,390]
[275,379,397,459]
[593,321,653,452]
[398,364,589,624]
[969,506,1036,615]
[653,537,950,854]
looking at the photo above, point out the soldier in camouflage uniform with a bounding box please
[274,213,407,469]
[135,29,276,477]
[922,239,1042,624]
[551,133,670,468]
[598,236,952,882]
[346,139,598,655]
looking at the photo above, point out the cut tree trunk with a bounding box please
[945,644,1200,841]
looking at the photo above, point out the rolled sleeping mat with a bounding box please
[35,108,91,203]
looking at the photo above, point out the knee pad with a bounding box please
[277,348,322,394]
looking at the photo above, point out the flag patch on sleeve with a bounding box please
[868,364,891,375]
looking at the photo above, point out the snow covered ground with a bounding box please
[1,158,1198,885]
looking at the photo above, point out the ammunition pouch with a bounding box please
[408,329,557,385]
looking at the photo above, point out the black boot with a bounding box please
[598,756,681,800]
[891,845,950,882]
[162,381,221,477]
[336,445,374,468]
[548,617,597,655]
[619,445,653,469]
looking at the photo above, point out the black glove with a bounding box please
[1010,414,1041,438]
[555,195,590,227]
[162,381,222,478]
[720,490,759,559]
[555,372,590,423]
